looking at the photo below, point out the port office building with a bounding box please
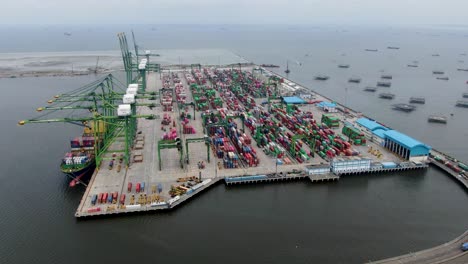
[356,118,431,162]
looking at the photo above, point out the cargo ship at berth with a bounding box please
[61,130,98,187]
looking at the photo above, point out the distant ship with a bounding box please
[314,75,329,81]
[64,32,72,36]
[381,74,393,80]
[392,104,416,112]
[409,97,425,104]
[463,93,468,98]
[432,70,444,74]
[363,87,377,92]
[379,93,395,99]
[457,68,468,72]
[260,64,280,68]
[432,54,440,57]
[428,115,447,124]
[349,77,361,83]
[365,49,378,52]
[456,100,468,107]
[377,81,391,87]
[338,64,350,68]
[436,76,449,80]
[407,64,418,68]
[387,46,400,50]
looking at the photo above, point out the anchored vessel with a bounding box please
[260,64,279,68]
[387,46,400,50]
[363,87,377,92]
[377,81,391,87]
[392,104,416,112]
[365,49,378,52]
[433,70,444,74]
[428,115,448,124]
[409,97,425,104]
[437,76,449,80]
[348,77,361,83]
[407,64,418,68]
[314,75,329,80]
[338,64,350,68]
[379,93,395,99]
[381,74,393,79]
[462,93,468,98]
[456,100,468,107]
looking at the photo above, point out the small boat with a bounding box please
[409,97,425,104]
[377,81,391,87]
[392,104,416,112]
[407,64,418,68]
[463,93,468,98]
[387,46,400,50]
[457,68,468,72]
[379,93,395,99]
[349,77,361,83]
[338,64,350,68]
[315,75,329,80]
[363,87,377,92]
[260,64,280,68]
[365,49,378,52]
[381,74,393,79]
[436,76,449,80]
[428,115,447,124]
[456,100,468,107]
[433,70,444,74]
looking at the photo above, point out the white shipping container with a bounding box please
[126,87,138,95]
[191,183,204,191]
[168,195,180,205]
[201,179,212,185]
[125,204,141,210]
[150,202,167,207]
[117,104,132,116]
[128,83,138,89]
[123,94,135,104]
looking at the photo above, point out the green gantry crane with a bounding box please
[185,137,211,164]
[19,74,156,168]
[158,138,184,170]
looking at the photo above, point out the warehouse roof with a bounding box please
[316,101,337,108]
[372,128,387,139]
[384,130,431,150]
[282,96,306,104]
[356,117,389,131]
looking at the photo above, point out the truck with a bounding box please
[462,242,468,252]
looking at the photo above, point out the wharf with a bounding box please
[224,173,339,186]
[367,231,468,264]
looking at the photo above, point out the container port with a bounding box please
[409,97,425,104]
[428,115,448,124]
[19,32,468,223]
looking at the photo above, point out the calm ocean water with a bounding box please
[0,25,467,264]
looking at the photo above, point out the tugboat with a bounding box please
[284,61,290,74]
[363,87,377,92]
[379,93,395,99]
[392,104,416,112]
[428,115,448,124]
[409,97,425,104]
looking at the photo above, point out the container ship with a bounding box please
[456,100,468,108]
[428,115,447,124]
[379,93,395,99]
[363,87,377,92]
[392,104,416,112]
[315,74,329,80]
[377,81,391,87]
[62,122,104,187]
[409,97,425,104]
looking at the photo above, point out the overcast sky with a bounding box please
[2,0,468,26]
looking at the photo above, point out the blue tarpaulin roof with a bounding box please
[282,96,306,104]
[373,128,387,139]
[356,118,389,131]
[316,101,336,108]
[384,130,431,150]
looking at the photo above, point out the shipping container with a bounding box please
[120,194,126,205]
[136,183,141,193]
[91,194,98,205]
[107,193,113,203]
[102,193,108,203]
[127,182,132,192]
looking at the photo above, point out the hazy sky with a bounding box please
[2,0,468,26]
